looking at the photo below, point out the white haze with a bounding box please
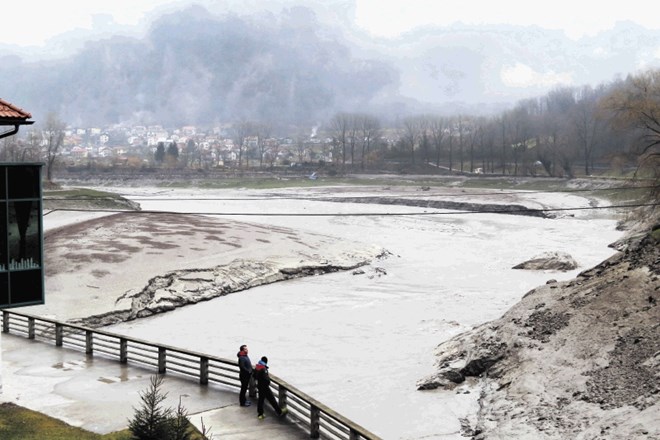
[3,0,660,106]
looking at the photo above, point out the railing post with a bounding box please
[278,385,288,410]
[2,311,9,333]
[200,357,209,385]
[28,317,35,339]
[85,330,93,354]
[158,347,167,374]
[55,323,63,346]
[349,428,360,440]
[120,338,128,363]
[310,404,320,439]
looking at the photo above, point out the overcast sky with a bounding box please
[5,0,660,46]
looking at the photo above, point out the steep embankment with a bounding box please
[418,217,659,439]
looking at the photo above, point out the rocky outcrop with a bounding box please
[418,220,660,439]
[512,251,579,271]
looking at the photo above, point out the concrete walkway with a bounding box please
[0,333,308,439]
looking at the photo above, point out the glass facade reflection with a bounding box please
[0,164,44,308]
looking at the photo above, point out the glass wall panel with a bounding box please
[0,203,6,271]
[0,273,8,304]
[10,270,43,304]
[0,167,5,200]
[1,164,44,307]
[7,201,41,269]
[8,166,40,199]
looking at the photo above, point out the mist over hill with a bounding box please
[0,5,398,128]
[2,2,660,128]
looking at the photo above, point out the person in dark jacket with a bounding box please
[237,344,254,407]
[253,356,287,419]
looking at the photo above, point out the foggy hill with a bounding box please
[2,3,660,128]
[0,5,398,128]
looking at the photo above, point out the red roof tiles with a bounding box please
[0,98,32,120]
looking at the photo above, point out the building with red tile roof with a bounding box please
[0,98,34,139]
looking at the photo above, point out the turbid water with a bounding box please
[106,186,623,439]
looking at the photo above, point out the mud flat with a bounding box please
[25,211,386,325]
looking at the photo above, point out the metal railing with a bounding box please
[1,310,381,440]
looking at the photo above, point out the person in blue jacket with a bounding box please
[253,356,288,419]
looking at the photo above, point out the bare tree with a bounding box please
[24,129,42,162]
[428,116,446,168]
[481,118,497,174]
[43,112,66,183]
[267,142,280,169]
[231,120,253,170]
[508,104,533,175]
[401,116,424,165]
[457,115,466,172]
[447,117,457,172]
[541,87,577,176]
[572,86,604,176]
[348,114,358,169]
[603,68,660,193]
[0,136,19,161]
[255,122,272,168]
[330,113,350,169]
[497,114,509,174]
[359,114,381,170]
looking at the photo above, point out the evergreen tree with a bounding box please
[155,142,165,163]
[167,142,179,160]
[128,375,175,440]
[171,397,192,440]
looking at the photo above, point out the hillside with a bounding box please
[0,5,396,128]
[417,210,659,439]
[4,3,660,127]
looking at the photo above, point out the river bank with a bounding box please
[417,211,659,439]
[11,179,641,438]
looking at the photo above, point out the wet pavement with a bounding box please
[0,332,308,438]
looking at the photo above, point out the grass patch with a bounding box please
[0,403,130,440]
[44,188,124,199]
[0,403,208,440]
[43,188,139,211]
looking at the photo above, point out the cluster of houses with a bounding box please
[59,124,336,168]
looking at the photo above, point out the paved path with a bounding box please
[0,333,308,439]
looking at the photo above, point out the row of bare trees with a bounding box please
[329,113,382,170]
[320,70,657,181]
[389,84,624,177]
[2,70,658,184]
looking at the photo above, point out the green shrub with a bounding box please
[128,375,192,440]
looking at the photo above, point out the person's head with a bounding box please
[261,356,268,364]
[240,344,248,353]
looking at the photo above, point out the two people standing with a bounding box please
[237,345,287,419]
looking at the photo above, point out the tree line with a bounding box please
[325,69,658,181]
[2,69,658,186]
[218,68,658,182]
